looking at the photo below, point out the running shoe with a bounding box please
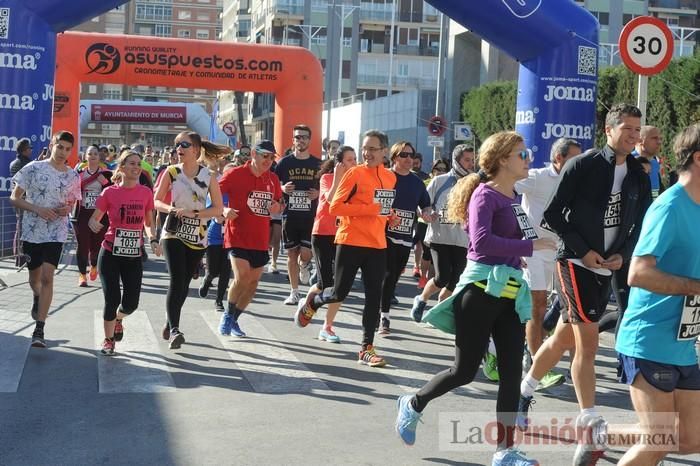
[358,344,386,367]
[214,300,225,312]
[379,317,391,335]
[267,263,279,274]
[101,338,115,356]
[113,319,124,342]
[515,395,535,431]
[573,415,607,466]
[169,329,185,349]
[162,323,170,341]
[412,266,420,278]
[318,327,340,343]
[31,330,46,348]
[219,312,234,336]
[491,448,539,465]
[89,266,98,281]
[230,321,246,337]
[198,279,211,298]
[410,295,427,322]
[417,276,427,289]
[299,261,312,285]
[482,351,500,382]
[395,395,422,446]
[284,290,300,305]
[30,295,39,321]
[537,370,566,391]
[294,291,318,328]
[78,273,88,287]
[391,295,399,305]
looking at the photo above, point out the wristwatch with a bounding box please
[193,209,200,219]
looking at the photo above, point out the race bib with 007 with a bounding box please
[388,208,414,235]
[247,190,273,217]
[288,190,311,212]
[374,189,395,216]
[176,216,202,244]
[83,191,99,210]
[678,295,700,341]
[113,228,142,257]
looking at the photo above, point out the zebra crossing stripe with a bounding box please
[0,308,34,392]
[200,311,330,394]
[94,310,176,393]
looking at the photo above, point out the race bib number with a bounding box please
[247,191,273,217]
[288,190,311,212]
[176,216,202,244]
[374,189,395,216]
[83,191,99,210]
[438,206,456,224]
[113,229,142,257]
[388,208,414,235]
[677,295,700,341]
[512,204,538,240]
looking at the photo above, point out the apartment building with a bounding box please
[73,0,223,150]
[220,0,444,144]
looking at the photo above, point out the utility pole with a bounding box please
[388,0,395,96]
[433,12,448,161]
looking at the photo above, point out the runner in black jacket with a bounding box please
[516,103,652,466]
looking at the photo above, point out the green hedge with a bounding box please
[460,52,700,170]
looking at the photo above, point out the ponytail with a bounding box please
[445,172,483,224]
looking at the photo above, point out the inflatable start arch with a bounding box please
[54,33,323,165]
[426,0,599,166]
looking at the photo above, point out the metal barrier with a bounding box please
[0,196,18,260]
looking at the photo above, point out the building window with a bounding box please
[197,13,209,21]
[88,85,97,94]
[397,27,419,46]
[103,85,122,100]
[178,30,191,38]
[154,24,172,37]
[397,63,409,77]
[178,10,192,20]
[196,29,210,39]
[135,4,172,21]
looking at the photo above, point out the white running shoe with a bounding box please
[299,262,311,285]
[267,263,279,274]
[284,290,300,305]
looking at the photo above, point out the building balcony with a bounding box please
[357,74,437,89]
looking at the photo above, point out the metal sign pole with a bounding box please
[637,74,648,126]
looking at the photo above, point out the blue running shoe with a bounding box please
[230,321,246,337]
[395,395,422,446]
[492,448,539,466]
[516,395,535,431]
[410,296,427,323]
[219,312,233,336]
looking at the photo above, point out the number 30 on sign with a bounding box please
[619,16,674,76]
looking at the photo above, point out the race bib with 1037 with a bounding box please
[247,191,273,216]
[511,204,539,240]
[83,191,100,210]
[678,295,700,340]
[113,228,142,257]
[288,190,311,212]
[176,217,202,244]
[374,189,395,216]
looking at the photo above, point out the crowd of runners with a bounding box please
[9,104,700,466]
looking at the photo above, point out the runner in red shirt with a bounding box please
[218,140,284,337]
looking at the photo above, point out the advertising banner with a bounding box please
[91,104,187,124]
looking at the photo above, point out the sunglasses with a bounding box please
[293,135,309,140]
[175,141,193,149]
[239,151,251,157]
[397,151,417,159]
[516,149,533,162]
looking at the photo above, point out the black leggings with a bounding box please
[414,284,525,450]
[430,243,467,291]
[204,244,232,302]
[381,241,411,314]
[311,234,336,290]
[98,248,143,321]
[162,238,205,330]
[312,244,386,346]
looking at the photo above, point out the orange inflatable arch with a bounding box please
[54,32,324,164]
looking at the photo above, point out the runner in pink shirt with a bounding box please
[89,151,161,356]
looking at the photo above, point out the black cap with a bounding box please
[255,140,277,155]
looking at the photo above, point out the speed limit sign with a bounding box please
[619,16,674,76]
